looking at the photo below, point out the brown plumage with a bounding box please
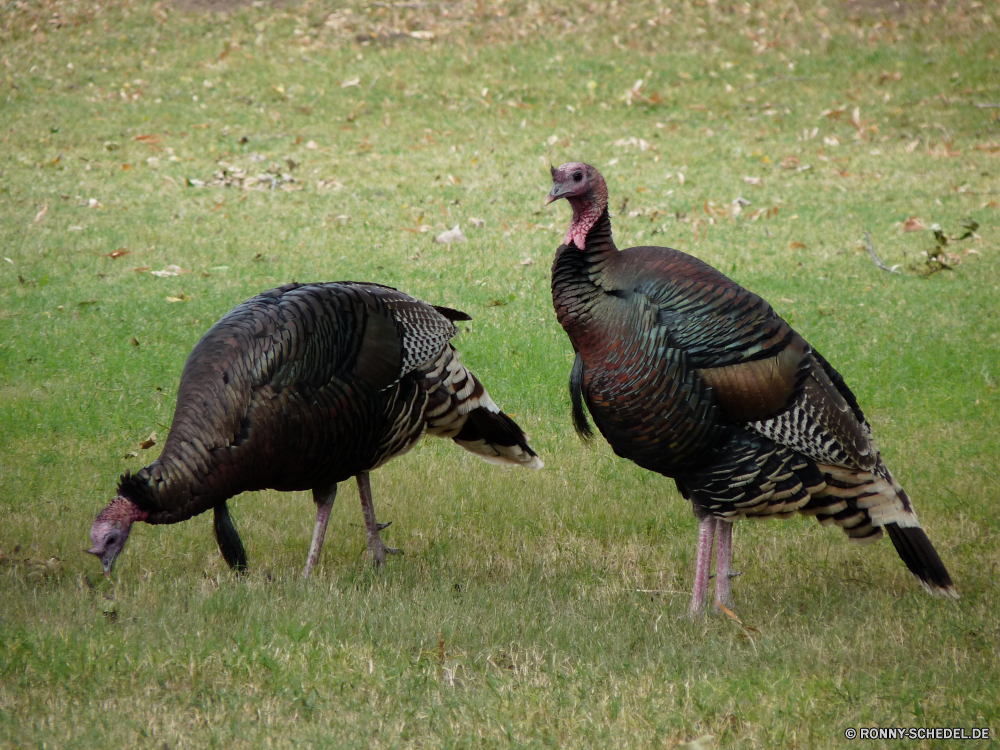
[546,162,955,614]
[88,281,542,578]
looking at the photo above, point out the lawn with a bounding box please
[1,0,999,747]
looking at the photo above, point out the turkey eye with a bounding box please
[573,171,583,182]
[107,535,117,545]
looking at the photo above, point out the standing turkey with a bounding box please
[88,281,542,578]
[545,162,955,614]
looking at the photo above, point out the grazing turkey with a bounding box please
[88,281,542,578]
[545,162,955,614]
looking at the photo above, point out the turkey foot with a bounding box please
[357,472,402,567]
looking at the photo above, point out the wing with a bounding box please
[620,246,878,470]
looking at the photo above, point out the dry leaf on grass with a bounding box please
[166,293,190,303]
[33,203,48,223]
[435,225,467,244]
[612,137,651,151]
[150,265,189,277]
[789,241,807,250]
[743,175,762,186]
[902,217,926,232]
[677,734,715,750]
[104,248,132,259]
[469,218,486,228]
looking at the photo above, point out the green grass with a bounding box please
[2,0,1000,747]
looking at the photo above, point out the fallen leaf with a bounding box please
[340,77,360,88]
[823,136,840,147]
[780,156,800,170]
[410,30,434,40]
[447,174,462,185]
[716,600,741,623]
[878,71,902,84]
[305,140,319,149]
[435,225,467,244]
[743,175,762,186]
[130,337,140,347]
[612,136,651,151]
[677,735,715,750]
[87,198,101,208]
[850,107,862,131]
[105,248,132,259]
[789,241,807,250]
[469,218,486,229]
[33,203,49,223]
[150,265,189,277]
[139,431,157,450]
[133,266,151,272]
[902,217,926,232]
[133,134,162,144]
[165,293,190,303]
[519,257,534,266]
[905,140,920,153]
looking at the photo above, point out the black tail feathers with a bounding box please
[886,523,957,598]
[214,502,248,572]
[570,353,594,441]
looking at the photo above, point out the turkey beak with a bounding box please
[86,546,114,577]
[545,184,566,205]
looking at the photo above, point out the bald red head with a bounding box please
[545,162,608,250]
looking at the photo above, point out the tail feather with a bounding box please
[214,502,248,572]
[453,405,543,469]
[886,523,957,598]
[570,352,594,441]
[417,344,542,468]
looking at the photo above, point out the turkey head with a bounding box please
[87,496,146,577]
[545,162,609,250]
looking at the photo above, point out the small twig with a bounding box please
[367,74,381,90]
[864,230,901,274]
[740,75,809,92]
[973,102,1000,109]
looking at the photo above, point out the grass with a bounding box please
[2,0,999,746]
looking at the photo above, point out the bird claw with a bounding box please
[369,537,403,567]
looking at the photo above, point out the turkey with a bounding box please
[545,162,956,614]
[88,281,542,578]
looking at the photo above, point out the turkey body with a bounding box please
[546,162,955,613]
[90,281,541,577]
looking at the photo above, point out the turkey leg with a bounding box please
[689,515,717,616]
[714,519,735,609]
[303,484,337,577]
[357,472,402,566]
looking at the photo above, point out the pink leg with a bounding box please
[689,515,717,616]
[303,485,337,577]
[357,472,402,567]
[715,519,735,609]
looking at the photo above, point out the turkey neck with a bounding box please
[551,207,619,352]
[118,445,237,524]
